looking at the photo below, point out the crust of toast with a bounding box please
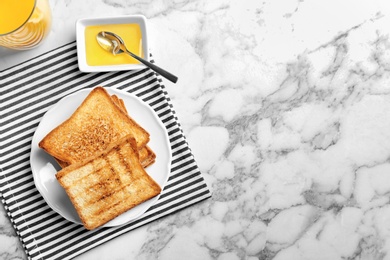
[139,145,156,168]
[110,94,156,168]
[39,87,150,165]
[56,135,161,230]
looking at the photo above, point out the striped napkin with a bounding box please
[0,41,211,260]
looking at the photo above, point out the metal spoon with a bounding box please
[96,31,178,83]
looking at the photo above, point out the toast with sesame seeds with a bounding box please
[56,135,161,230]
[52,93,156,169]
[39,87,150,166]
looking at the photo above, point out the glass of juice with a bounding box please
[0,0,52,50]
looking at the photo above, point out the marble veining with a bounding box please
[2,0,390,259]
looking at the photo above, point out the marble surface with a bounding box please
[2,0,390,259]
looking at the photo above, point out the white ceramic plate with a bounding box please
[76,15,149,72]
[30,87,171,227]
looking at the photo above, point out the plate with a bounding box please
[76,15,149,72]
[30,87,171,227]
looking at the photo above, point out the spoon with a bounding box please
[96,31,178,83]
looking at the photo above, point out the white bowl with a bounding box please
[76,15,149,72]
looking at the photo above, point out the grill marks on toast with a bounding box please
[81,149,131,208]
[56,136,161,230]
[65,147,129,209]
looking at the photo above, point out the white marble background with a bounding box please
[2,0,390,259]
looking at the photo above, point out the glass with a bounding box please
[0,0,52,50]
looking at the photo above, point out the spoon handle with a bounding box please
[125,50,178,83]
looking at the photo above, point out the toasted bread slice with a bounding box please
[39,87,150,165]
[56,135,161,230]
[51,92,156,168]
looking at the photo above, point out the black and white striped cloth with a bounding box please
[0,41,211,260]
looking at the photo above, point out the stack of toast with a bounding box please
[39,87,161,230]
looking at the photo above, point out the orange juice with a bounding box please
[85,23,143,66]
[0,0,51,50]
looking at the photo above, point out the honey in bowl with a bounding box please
[84,24,143,66]
[0,0,51,50]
